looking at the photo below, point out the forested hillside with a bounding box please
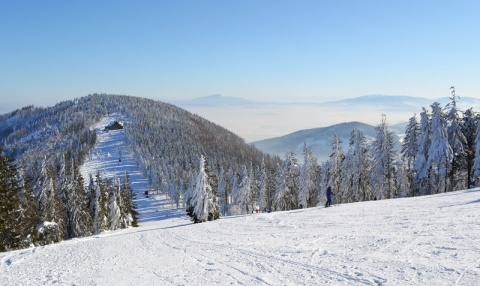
[2,90,480,252]
[0,94,280,250]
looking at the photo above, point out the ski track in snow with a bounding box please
[79,114,177,223]
[1,114,480,285]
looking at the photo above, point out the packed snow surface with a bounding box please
[1,115,479,285]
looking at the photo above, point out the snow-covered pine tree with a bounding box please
[187,155,219,223]
[370,115,397,199]
[401,114,419,196]
[401,114,420,172]
[472,116,480,185]
[108,183,121,230]
[428,102,453,193]
[121,172,138,227]
[413,108,431,196]
[217,167,227,216]
[15,169,39,248]
[325,133,344,203]
[298,143,316,208]
[36,158,50,222]
[65,158,91,238]
[184,173,195,219]
[394,158,410,198]
[341,128,371,202]
[445,87,468,190]
[247,162,258,213]
[462,108,479,186]
[257,158,268,212]
[88,174,101,234]
[0,148,22,252]
[116,176,129,228]
[35,176,63,245]
[274,151,300,211]
[231,165,250,215]
[94,171,109,232]
[204,158,220,220]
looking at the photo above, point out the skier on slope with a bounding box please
[325,186,334,207]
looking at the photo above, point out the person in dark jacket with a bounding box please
[325,186,333,207]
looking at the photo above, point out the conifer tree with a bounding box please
[473,118,480,185]
[88,174,101,234]
[402,114,420,172]
[16,169,39,248]
[428,102,453,193]
[341,128,371,202]
[325,134,344,202]
[446,87,468,190]
[401,114,419,196]
[204,158,220,219]
[370,115,397,199]
[247,162,258,213]
[0,148,22,252]
[274,151,300,210]
[257,159,268,212]
[413,108,431,196]
[187,155,219,223]
[217,167,228,216]
[461,108,478,187]
[94,171,108,232]
[232,165,250,214]
[65,158,91,238]
[35,176,63,245]
[395,159,410,198]
[122,173,139,227]
[108,184,121,230]
[298,143,316,208]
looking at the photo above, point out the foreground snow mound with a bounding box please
[2,188,479,285]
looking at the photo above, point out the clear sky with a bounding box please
[1,0,479,112]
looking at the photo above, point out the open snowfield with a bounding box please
[1,116,479,285]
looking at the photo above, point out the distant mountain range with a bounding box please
[250,121,403,162]
[173,94,480,111]
[173,94,258,107]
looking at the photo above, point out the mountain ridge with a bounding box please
[251,121,402,161]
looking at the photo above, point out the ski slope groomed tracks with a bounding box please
[79,114,182,223]
[1,115,479,285]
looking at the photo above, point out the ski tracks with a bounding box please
[162,226,379,285]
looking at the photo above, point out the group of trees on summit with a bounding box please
[1,90,480,252]
[1,94,278,250]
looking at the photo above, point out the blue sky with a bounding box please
[1,0,479,112]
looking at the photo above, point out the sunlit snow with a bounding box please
[1,115,479,285]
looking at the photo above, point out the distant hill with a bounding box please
[173,94,480,111]
[251,121,402,161]
[323,94,480,112]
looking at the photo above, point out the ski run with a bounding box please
[1,115,479,285]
